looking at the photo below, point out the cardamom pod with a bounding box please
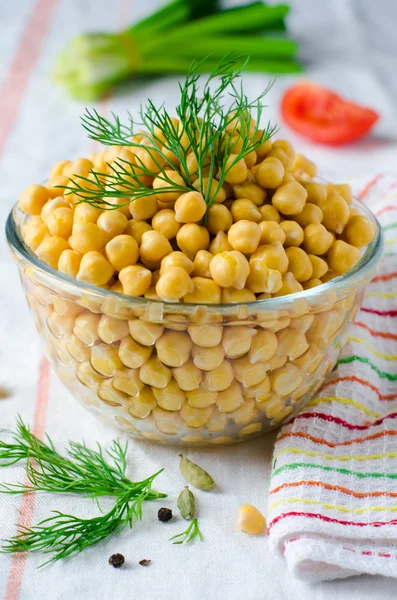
[178,454,215,491]
[177,486,195,520]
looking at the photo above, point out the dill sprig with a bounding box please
[0,418,166,565]
[64,56,276,209]
[170,518,203,545]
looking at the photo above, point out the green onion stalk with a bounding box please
[52,0,301,101]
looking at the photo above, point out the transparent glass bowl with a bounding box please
[6,199,383,446]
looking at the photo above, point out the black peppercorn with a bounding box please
[109,553,125,568]
[139,559,151,566]
[158,507,172,522]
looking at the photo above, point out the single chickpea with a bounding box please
[258,220,286,245]
[304,182,327,206]
[173,360,203,391]
[233,182,266,206]
[41,197,70,224]
[276,328,309,360]
[303,223,334,255]
[246,262,282,294]
[193,177,227,204]
[273,139,296,159]
[45,175,70,199]
[129,320,164,346]
[293,154,317,178]
[156,331,192,367]
[97,315,129,344]
[248,330,278,364]
[134,145,166,173]
[63,157,93,178]
[203,360,234,392]
[176,223,210,258]
[270,363,303,397]
[216,380,244,413]
[289,313,315,334]
[153,379,185,412]
[250,241,289,274]
[73,313,101,346]
[174,191,207,223]
[327,183,353,205]
[50,160,70,177]
[128,388,157,419]
[187,324,223,348]
[152,170,186,203]
[228,220,261,254]
[209,231,233,255]
[184,277,221,304]
[321,193,350,234]
[19,184,50,215]
[308,254,328,279]
[266,147,293,170]
[222,326,256,358]
[119,336,152,369]
[103,196,131,217]
[77,361,104,387]
[97,210,127,238]
[119,265,152,296]
[273,272,304,296]
[294,203,323,228]
[77,251,114,285]
[23,218,49,250]
[69,223,110,254]
[57,249,82,278]
[90,343,123,377]
[272,181,307,216]
[286,247,313,282]
[128,195,158,221]
[192,250,213,278]
[180,401,214,427]
[236,504,266,535]
[292,343,323,375]
[321,270,339,283]
[259,204,281,223]
[224,155,248,184]
[233,356,269,388]
[140,230,172,265]
[105,234,139,271]
[124,220,151,244]
[327,240,362,275]
[73,203,102,224]
[139,356,172,389]
[35,236,69,268]
[160,251,194,274]
[151,209,181,239]
[113,368,144,397]
[344,215,374,247]
[222,287,256,303]
[280,220,304,247]
[210,251,250,289]
[255,157,284,189]
[231,199,262,223]
[156,266,194,301]
[304,278,323,289]
[192,344,224,371]
[206,204,233,235]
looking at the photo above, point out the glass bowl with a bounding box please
[6,198,383,446]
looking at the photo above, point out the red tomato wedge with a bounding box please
[281,82,379,145]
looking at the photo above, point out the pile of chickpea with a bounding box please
[16,124,376,444]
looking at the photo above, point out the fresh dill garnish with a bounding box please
[64,56,276,210]
[170,518,203,544]
[0,417,166,565]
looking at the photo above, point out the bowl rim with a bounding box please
[6,197,384,312]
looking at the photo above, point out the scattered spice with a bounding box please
[178,454,215,491]
[177,486,195,521]
[109,553,125,568]
[139,559,151,566]
[158,507,173,522]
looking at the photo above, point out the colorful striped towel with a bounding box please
[268,174,397,582]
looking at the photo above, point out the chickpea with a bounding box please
[45,206,74,239]
[210,251,250,289]
[259,204,281,223]
[303,223,334,255]
[96,211,127,238]
[113,368,144,398]
[19,184,50,215]
[227,220,261,254]
[258,221,286,245]
[246,262,282,294]
[184,277,221,304]
[176,223,210,258]
[327,183,353,205]
[230,199,261,223]
[320,193,350,234]
[344,215,374,247]
[273,272,303,297]
[91,343,123,377]
[304,278,323,289]
[327,240,362,275]
[321,270,339,283]
[233,182,266,206]
[233,356,268,388]
[105,234,139,271]
[192,343,224,371]
[139,356,172,389]
[45,175,70,199]
[156,266,194,301]
[187,324,223,347]
[192,250,212,278]
[124,219,151,245]
[293,154,317,178]
[76,251,114,285]
[222,287,256,303]
[276,328,309,360]
[173,360,203,391]
[58,249,82,278]
[289,313,315,334]
[151,209,181,239]
[69,223,110,254]
[73,313,101,346]
[97,315,129,345]
[248,330,277,364]
[273,139,296,159]
[152,170,185,203]
[129,320,164,346]
[206,204,232,235]
[174,191,207,223]
[36,236,69,268]
[286,247,313,282]
[152,379,185,412]
[126,195,156,221]
[255,157,284,188]
[73,203,102,224]
[271,181,307,216]
[271,362,303,397]
[292,343,323,375]
[134,145,166,173]
[140,230,172,266]
[193,177,227,204]
[180,401,214,427]
[23,218,50,250]
[266,147,293,171]
[203,360,234,392]
[307,254,328,279]
[119,336,152,369]
[251,241,289,274]
[216,380,244,413]
[209,231,233,255]
[279,220,303,247]
[63,157,93,178]
[160,251,194,274]
[77,361,105,387]
[294,203,323,229]
[222,326,256,358]
[119,265,152,296]
[50,160,70,177]
[128,389,157,419]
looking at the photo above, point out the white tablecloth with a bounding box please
[1,1,397,599]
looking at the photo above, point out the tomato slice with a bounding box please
[280,82,379,145]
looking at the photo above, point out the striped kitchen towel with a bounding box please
[268,174,397,582]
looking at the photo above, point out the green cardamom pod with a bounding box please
[177,486,195,520]
[178,454,215,491]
